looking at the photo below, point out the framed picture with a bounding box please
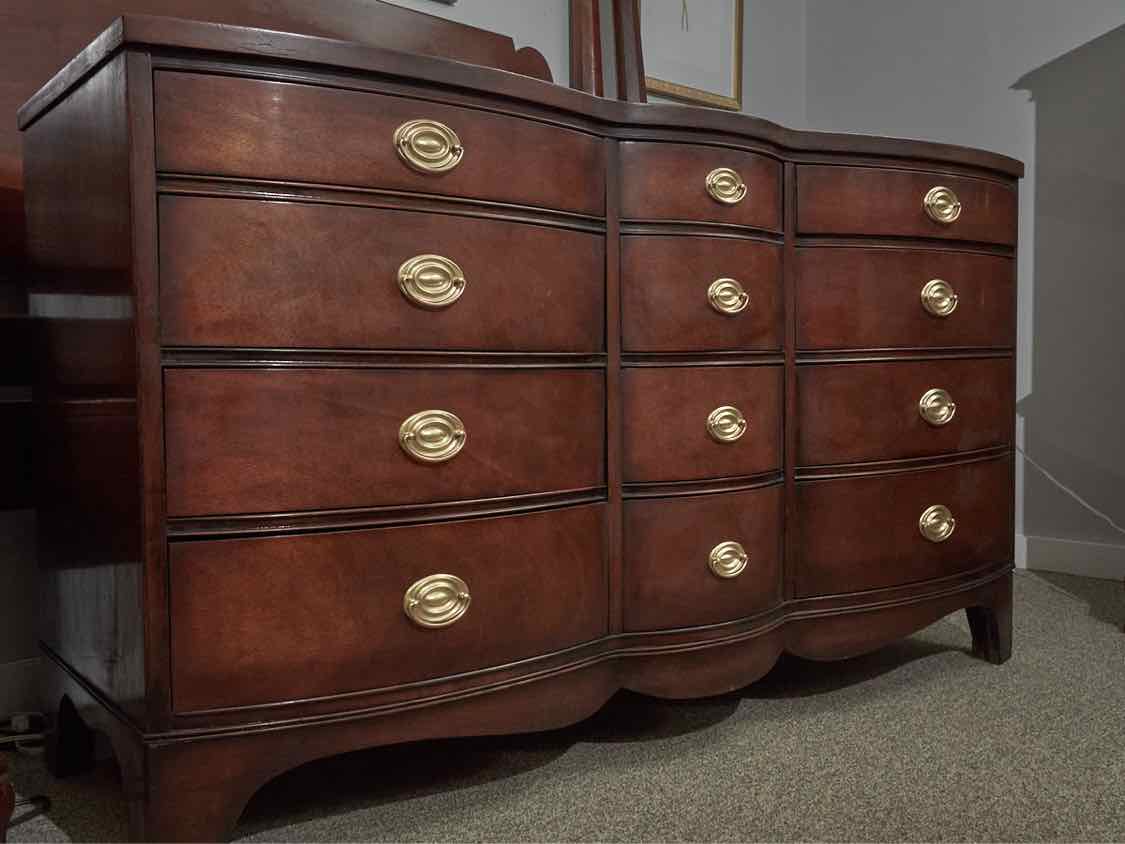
[641,0,744,110]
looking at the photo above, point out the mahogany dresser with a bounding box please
[21,17,1021,841]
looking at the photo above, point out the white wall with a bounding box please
[803,0,1125,577]
[382,0,570,84]
[743,0,805,127]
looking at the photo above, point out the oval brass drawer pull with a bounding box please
[399,409,466,464]
[918,388,956,426]
[919,504,956,543]
[394,118,464,174]
[707,405,747,443]
[708,278,750,315]
[398,254,467,309]
[709,540,749,578]
[403,573,471,628]
[923,185,962,224]
[920,278,958,317]
[705,167,747,205]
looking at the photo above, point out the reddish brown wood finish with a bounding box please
[622,365,782,483]
[795,247,1016,350]
[612,0,646,102]
[159,195,605,351]
[796,165,1017,245]
[164,368,605,516]
[623,485,782,631]
[797,357,1013,466]
[621,236,782,352]
[170,504,607,711]
[619,142,781,231]
[569,0,603,96]
[796,457,1012,596]
[154,72,606,217]
[20,17,1021,843]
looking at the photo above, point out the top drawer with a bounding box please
[620,142,781,231]
[796,165,1016,245]
[154,72,606,216]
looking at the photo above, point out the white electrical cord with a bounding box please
[1016,444,1125,540]
[0,712,46,757]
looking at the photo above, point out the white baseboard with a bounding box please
[1015,533,1028,569]
[0,657,40,716]
[1026,535,1125,581]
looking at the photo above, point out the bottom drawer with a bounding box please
[170,504,607,712]
[796,457,1012,597]
[624,485,782,631]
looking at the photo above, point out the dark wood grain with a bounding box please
[622,365,782,483]
[18,16,1023,843]
[796,456,1013,596]
[164,368,605,516]
[623,485,782,631]
[569,0,603,96]
[621,235,782,352]
[619,142,781,231]
[795,247,1016,350]
[21,53,149,724]
[796,165,1017,245]
[159,195,605,351]
[612,0,646,102]
[797,357,1013,466]
[170,504,607,711]
[154,71,606,216]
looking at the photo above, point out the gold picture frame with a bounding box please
[643,0,744,111]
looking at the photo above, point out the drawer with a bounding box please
[796,166,1017,245]
[169,504,607,712]
[154,71,605,216]
[796,457,1012,596]
[621,236,782,352]
[619,142,781,231]
[159,196,605,352]
[796,248,1015,350]
[165,368,604,516]
[623,485,782,631]
[623,366,782,483]
[797,357,1012,467]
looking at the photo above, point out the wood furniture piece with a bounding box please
[22,17,1021,841]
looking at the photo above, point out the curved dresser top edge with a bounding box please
[18,13,1024,180]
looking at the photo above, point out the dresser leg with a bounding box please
[966,573,1013,664]
[45,694,96,778]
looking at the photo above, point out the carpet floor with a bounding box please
[6,570,1125,842]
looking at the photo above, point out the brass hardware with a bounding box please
[394,119,464,174]
[918,388,957,427]
[398,410,466,464]
[920,279,959,317]
[923,185,962,224]
[706,405,747,443]
[397,254,467,309]
[708,540,749,578]
[705,167,747,205]
[707,278,750,315]
[403,573,471,628]
[919,505,956,543]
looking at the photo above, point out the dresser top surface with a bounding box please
[17,14,1024,179]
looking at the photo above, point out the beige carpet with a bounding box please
[7,570,1125,842]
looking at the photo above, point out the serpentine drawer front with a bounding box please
[621,236,782,352]
[164,368,605,516]
[159,196,606,351]
[796,165,1018,244]
[21,19,1021,841]
[794,248,1016,350]
[796,457,1012,596]
[169,504,608,712]
[154,71,607,215]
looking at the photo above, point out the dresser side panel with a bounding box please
[22,52,153,724]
